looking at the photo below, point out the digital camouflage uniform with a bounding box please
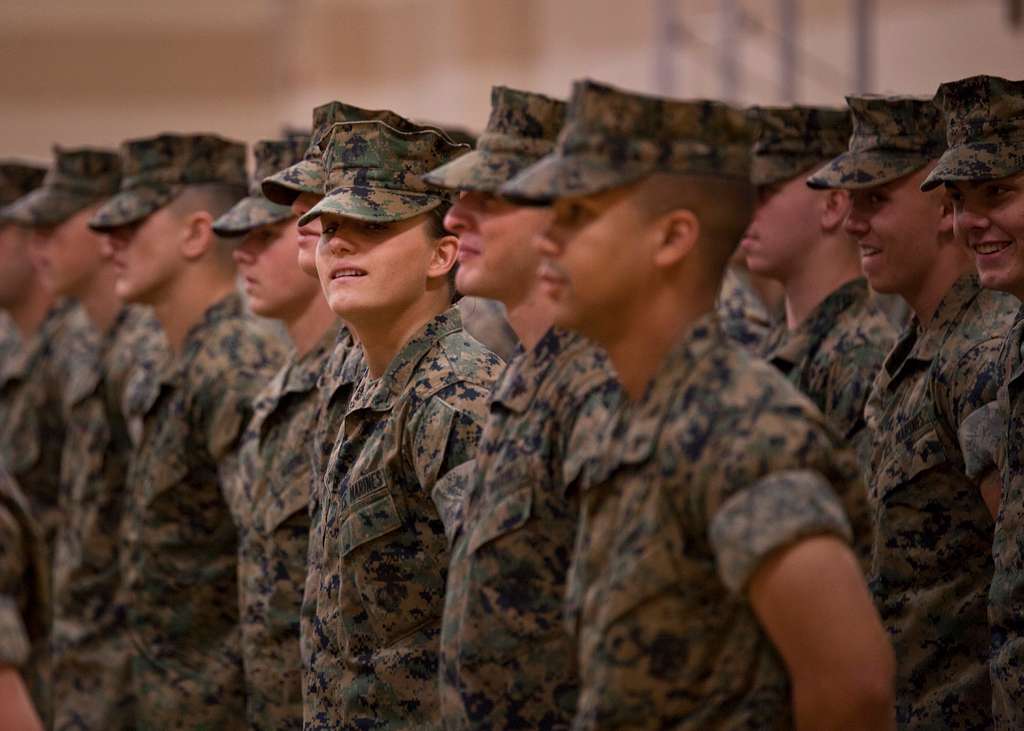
[924,75,1024,730]
[299,115,505,730]
[215,135,338,731]
[750,105,895,467]
[0,467,49,722]
[5,146,162,731]
[811,94,1020,729]
[89,134,288,730]
[717,264,777,351]
[502,79,869,730]
[0,299,88,550]
[53,306,166,731]
[424,85,618,730]
[229,324,339,731]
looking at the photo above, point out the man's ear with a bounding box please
[937,190,956,236]
[820,189,851,233]
[179,210,215,261]
[653,208,699,268]
[427,233,460,280]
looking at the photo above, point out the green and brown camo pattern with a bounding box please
[749,105,852,186]
[213,136,310,237]
[3,147,121,227]
[89,133,247,231]
[501,79,752,203]
[807,95,946,190]
[923,74,1024,190]
[423,86,566,193]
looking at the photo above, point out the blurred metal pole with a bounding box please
[853,0,874,93]
[779,0,798,102]
[654,0,679,95]
[720,0,741,102]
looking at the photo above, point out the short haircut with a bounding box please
[634,172,756,281]
[169,183,248,267]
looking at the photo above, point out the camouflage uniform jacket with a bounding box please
[302,324,363,726]
[0,300,88,549]
[0,467,49,719]
[439,328,618,730]
[717,266,775,352]
[761,277,896,468]
[305,308,502,730]
[0,312,20,370]
[51,306,165,731]
[863,273,1016,730]
[230,323,340,731]
[120,292,285,730]
[567,313,867,730]
[990,304,1024,729]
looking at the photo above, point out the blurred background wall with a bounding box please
[1,0,1021,161]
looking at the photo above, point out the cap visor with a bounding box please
[297,186,447,226]
[422,150,537,193]
[500,153,649,205]
[212,196,294,237]
[88,185,179,231]
[1,187,100,227]
[261,160,324,206]
[921,143,1024,191]
[806,151,931,190]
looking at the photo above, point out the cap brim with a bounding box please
[88,184,180,231]
[921,143,1024,191]
[1,187,102,227]
[212,196,295,237]
[297,186,448,226]
[261,160,324,206]
[499,153,649,205]
[422,150,540,193]
[806,151,931,190]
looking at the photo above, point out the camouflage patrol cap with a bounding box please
[2,147,121,227]
[0,162,46,209]
[921,75,1024,191]
[262,101,432,206]
[749,106,852,186]
[88,133,247,232]
[212,135,310,237]
[501,79,752,204]
[422,86,566,193]
[297,116,470,225]
[806,95,946,190]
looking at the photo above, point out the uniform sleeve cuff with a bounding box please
[710,469,853,595]
[959,402,1003,479]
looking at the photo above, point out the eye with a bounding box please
[321,222,338,236]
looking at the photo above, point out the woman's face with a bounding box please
[315,211,451,325]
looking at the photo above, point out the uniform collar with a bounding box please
[766,277,868,369]
[350,307,463,411]
[491,326,574,413]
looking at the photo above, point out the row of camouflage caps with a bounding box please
[0,73,1021,238]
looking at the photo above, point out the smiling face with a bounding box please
[30,204,109,299]
[443,191,551,306]
[291,191,324,279]
[315,211,454,327]
[842,165,948,297]
[947,172,1024,299]
[103,207,186,306]
[232,218,320,321]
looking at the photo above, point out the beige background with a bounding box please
[1,0,1022,162]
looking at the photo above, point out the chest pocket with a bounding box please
[870,424,948,503]
[468,484,532,556]
[263,477,312,534]
[338,470,446,646]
